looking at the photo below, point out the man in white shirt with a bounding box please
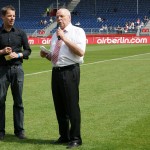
[40,8,86,149]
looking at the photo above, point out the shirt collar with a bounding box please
[64,23,73,33]
[1,24,15,32]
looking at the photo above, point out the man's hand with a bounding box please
[9,52,19,59]
[4,47,12,54]
[40,50,49,58]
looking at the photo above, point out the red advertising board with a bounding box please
[141,28,149,32]
[28,35,150,45]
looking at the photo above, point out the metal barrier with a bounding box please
[25,28,137,37]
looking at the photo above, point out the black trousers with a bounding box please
[52,64,82,141]
[0,65,24,135]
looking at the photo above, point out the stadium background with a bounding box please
[0,0,150,39]
[0,1,150,150]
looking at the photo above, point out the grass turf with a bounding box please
[0,44,150,150]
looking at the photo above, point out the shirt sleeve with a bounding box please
[77,28,86,52]
[72,27,86,52]
[21,30,32,59]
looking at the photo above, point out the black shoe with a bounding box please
[0,132,5,140]
[15,133,26,139]
[54,137,69,144]
[66,140,82,149]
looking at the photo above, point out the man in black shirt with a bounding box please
[0,5,31,140]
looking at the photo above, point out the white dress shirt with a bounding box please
[50,23,86,67]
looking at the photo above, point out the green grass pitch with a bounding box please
[1,44,150,150]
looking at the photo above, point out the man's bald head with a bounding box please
[56,8,71,29]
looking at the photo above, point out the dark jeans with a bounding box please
[52,64,82,142]
[0,65,24,135]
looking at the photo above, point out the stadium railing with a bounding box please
[25,28,137,37]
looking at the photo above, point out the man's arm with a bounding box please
[58,28,86,57]
[21,30,32,59]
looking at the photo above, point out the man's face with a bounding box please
[56,9,71,29]
[2,9,15,28]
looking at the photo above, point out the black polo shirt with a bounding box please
[0,26,31,66]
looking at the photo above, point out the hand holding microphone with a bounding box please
[57,26,65,40]
[57,27,61,40]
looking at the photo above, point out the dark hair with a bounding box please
[1,5,15,16]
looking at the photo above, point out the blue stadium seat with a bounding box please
[0,0,149,33]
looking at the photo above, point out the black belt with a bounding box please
[53,63,79,71]
[0,64,21,68]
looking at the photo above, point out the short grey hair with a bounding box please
[57,8,71,16]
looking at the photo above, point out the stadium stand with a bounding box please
[71,0,150,27]
[0,0,57,29]
[0,0,150,36]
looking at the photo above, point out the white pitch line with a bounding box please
[82,52,150,66]
[25,70,52,76]
[119,59,150,60]
[25,52,150,76]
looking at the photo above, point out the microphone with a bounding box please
[57,24,61,40]
[58,35,61,40]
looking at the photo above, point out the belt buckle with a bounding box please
[56,67,61,71]
[10,65,16,69]
[10,64,20,69]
